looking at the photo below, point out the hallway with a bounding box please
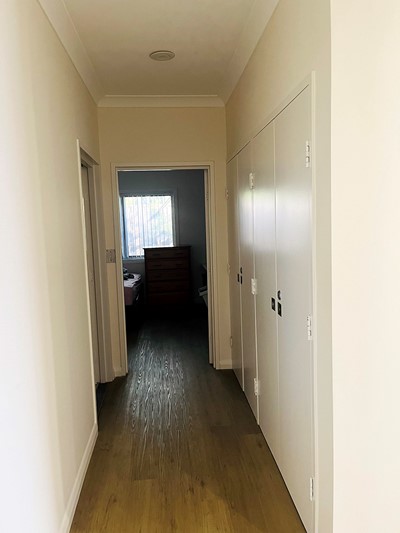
[71,312,305,532]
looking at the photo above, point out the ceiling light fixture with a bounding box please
[149,50,175,62]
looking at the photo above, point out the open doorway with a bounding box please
[113,165,216,372]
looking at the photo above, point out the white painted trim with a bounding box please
[37,0,104,103]
[220,0,279,102]
[310,71,321,533]
[218,358,233,370]
[76,141,99,407]
[113,366,125,378]
[204,172,214,366]
[79,142,114,383]
[98,95,225,108]
[110,165,129,377]
[59,423,98,533]
[111,162,220,371]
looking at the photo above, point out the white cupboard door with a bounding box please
[253,122,280,460]
[238,143,258,419]
[275,86,314,531]
[227,157,243,388]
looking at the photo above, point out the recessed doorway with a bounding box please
[112,164,218,374]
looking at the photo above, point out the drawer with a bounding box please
[147,280,190,294]
[146,258,189,270]
[145,247,189,259]
[147,292,190,305]
[147,269,189,282]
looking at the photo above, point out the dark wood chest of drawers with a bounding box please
[144,246,191,305]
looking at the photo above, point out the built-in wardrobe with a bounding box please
[227,85,315,532]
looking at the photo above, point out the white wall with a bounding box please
[226,1,332,531]
[331,2,400,531]
[0,1,100,532]
[119,170,206,301]
[98,106,230,372]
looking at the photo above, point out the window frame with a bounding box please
[119,189,179,261]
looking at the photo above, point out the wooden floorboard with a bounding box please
[71,311,305,532]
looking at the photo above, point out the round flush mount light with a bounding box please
[149,50,175,61]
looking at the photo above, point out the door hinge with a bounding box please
[307,315,313,340]
[230,336,233,348]
[225,187,229,200]
[227,262,231,275]
[254,378,260,396]
[251,278,258,295]
[305,141,311,168]
[249,172,255,190]
[309,477,315,501]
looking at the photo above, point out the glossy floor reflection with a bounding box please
[71,310,305,532]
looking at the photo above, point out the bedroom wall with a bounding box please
[98,106,229,372]
[225,0,332,531]
[0,1,100,532]
[119,170,206,302]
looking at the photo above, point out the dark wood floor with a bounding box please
[71,310,305,532]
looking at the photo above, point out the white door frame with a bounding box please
[111,161,219,375]
[78,141,113,384]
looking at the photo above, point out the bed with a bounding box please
[123,273,142,306]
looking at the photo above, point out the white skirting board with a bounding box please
[218,358,233,370]
[59,423,98,533]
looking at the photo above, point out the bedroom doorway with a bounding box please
[112,164,217,374]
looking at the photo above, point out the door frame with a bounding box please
[77,141,113,384]
[111,161,219,375]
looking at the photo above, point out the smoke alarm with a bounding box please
[149,50,175,61]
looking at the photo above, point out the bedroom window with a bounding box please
[120,193,176,258]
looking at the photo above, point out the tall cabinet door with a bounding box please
[227,157,243,388]
[238,143,258,419]
[253,123,279,460]
[275,87,314,531]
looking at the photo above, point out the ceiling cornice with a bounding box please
[37,0,278,107]
[98,95,225,109]
[37,0,104,103]
[220,0,279,103]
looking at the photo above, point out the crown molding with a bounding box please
[98,95,225,108]
[37,0,277,107]
[37,0,104,103]
[220,0,279,103]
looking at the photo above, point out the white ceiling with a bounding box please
[42,0,278,104]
